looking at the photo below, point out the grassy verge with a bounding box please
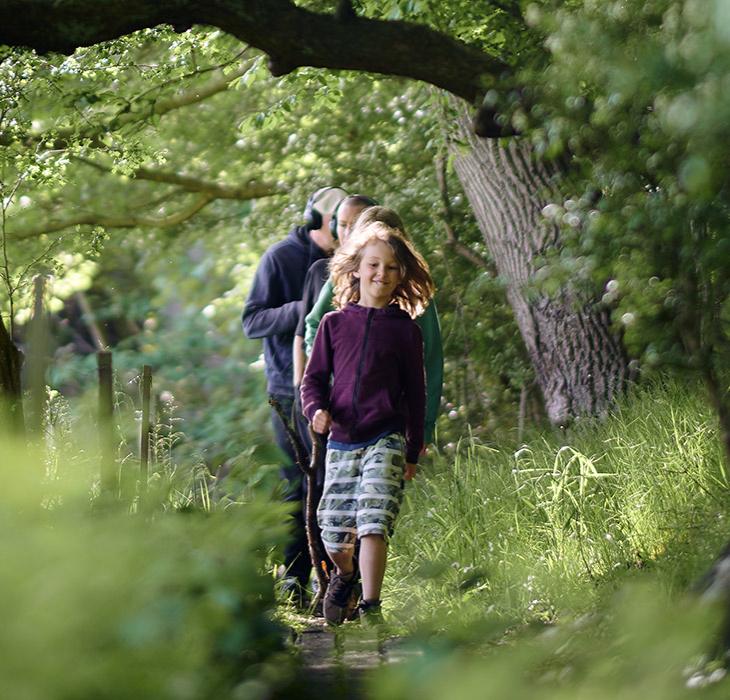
[374,379,730,698]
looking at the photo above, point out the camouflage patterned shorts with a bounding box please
[317,433,406,552]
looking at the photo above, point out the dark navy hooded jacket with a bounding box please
[300,302,425,463]
[242,226,327,397]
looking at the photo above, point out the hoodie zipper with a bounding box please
[351,307,375,430]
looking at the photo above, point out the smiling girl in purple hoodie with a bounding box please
[300,216,435,625]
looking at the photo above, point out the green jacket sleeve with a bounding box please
[304,278,335,356]
[416,302,444,444]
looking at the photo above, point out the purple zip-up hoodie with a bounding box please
[301,302,425,463]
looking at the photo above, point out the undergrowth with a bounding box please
[375,379,730,698]
[388,380,730,630]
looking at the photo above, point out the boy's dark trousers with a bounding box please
[270,393,311,587]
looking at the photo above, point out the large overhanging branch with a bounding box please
[0,0,514,136]
[9,168,283,240]
[73,156,284,200]
[10,194,215,240]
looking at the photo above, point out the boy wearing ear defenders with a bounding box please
[242,185,346,608]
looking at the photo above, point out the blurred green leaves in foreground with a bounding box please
[0,439,293,700]
[372,583,727,700]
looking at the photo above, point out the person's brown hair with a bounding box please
[351,205,406,235]
[330,219,434,318]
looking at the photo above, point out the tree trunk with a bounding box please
[450,102,630,425]
[0,314,25,434]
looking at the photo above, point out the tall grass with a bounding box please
[371,380,730,698]
[387,379,730,629]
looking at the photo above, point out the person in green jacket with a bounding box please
[304,205,443,444]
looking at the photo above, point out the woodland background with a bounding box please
[2,1,730,698]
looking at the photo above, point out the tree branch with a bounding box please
[10,194,214,240]
[73,156,284,200]
[435,155,496,272]
[0,0,513,135]
[491,0,524,22]
[8,159,285,240]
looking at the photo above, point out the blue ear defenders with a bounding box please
[329,195,379,239]
[303,186,344,231]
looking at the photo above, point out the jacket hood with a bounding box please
[288,225,312,250]
[288,225,329,269]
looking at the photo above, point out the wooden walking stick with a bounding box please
[268,397,329,607]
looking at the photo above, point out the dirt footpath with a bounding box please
[292,618,419,700]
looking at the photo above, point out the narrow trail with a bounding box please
[291,618,419,700]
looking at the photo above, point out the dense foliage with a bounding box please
[1,25,532,466]
[520,1,730,385]
[0,439,294,699]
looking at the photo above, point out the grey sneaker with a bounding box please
[323,570,357,625]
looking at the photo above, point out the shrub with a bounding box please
[0,440,294,699]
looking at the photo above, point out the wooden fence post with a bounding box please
[97,350,116,495]
[140,364,152,483]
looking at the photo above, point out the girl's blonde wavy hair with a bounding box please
[330,211,435,318]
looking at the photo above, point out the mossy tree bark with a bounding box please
[450,102,631,425]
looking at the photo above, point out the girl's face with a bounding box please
[336,202,368,243]
[354,239,402,308]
